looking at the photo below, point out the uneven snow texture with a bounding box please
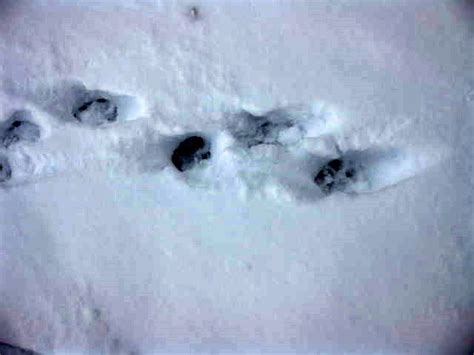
[0,0,473,354]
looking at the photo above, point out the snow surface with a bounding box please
[0,0,473,353]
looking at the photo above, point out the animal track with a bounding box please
[4,80,144,125]
[0,86,424,201]
[1,110,41,148]
[70,85,143,126]
[171,135,211,172]
[227,110,294,147]
[73,96,118,125]
[314,157,358,194]
[311,147,422,195]
[226,109,307,148]
[0,155,13,183]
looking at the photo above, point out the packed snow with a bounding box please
[0,0,472,354]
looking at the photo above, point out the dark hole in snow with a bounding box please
[314,166,336,193]
[314,158,356,194]
[171,135,211,172]
[345,168,355,178]
[188,6,200,20]
[327,158,343,171]
[77,102,91,113]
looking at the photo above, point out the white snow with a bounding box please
[0,0,472,354]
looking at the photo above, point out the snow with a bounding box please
[0,0,472,354]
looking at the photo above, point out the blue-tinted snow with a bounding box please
[0,1,472,354]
